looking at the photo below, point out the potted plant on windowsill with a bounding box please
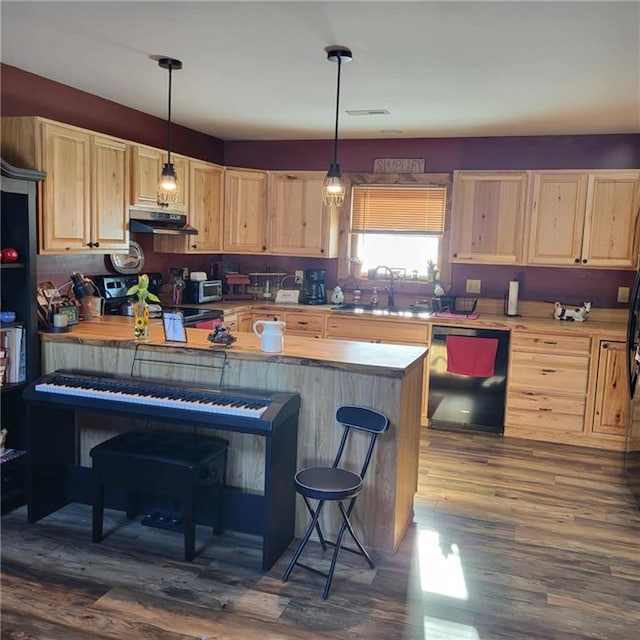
[126,274,160,340]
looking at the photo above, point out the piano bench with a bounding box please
[90,430,228,561]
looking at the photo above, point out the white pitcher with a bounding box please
[253,320,285,353]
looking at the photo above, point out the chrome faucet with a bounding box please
[373,265,395,308]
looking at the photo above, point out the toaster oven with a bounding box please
[182,279,223,304]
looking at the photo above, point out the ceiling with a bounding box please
[2,1,639,142]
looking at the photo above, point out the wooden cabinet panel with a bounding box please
[509,352,590,394]
[1,117,130,254]
[154,159,224,254]
[510,332,591,355]
[283,310,324,337]
[527,170,640,269]
[131,145,188,212]
[268,172,338,257]
[41,122,92,252]
[506,331,591,441]
[582,173,640,268]
[450,171,527,264]
[326,316,429,344]
[527,172,587,265]
[591,341,628,438]
[223,168,267,253]
[91,135,129,250]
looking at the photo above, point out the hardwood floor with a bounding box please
[2,429,639,639]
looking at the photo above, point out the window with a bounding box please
[350,184,447,278]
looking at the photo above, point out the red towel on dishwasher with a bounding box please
[446,335,499,377]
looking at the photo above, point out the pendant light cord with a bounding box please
[166,63,173,164]
[332,56,342,166]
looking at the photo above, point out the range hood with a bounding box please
[129,208,198,235]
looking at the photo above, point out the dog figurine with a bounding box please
[554,301,591,321]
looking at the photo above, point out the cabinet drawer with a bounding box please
[507,389,587,415]
[284,312,324,335]
[326,316,429,344]
[506,407,585,433]
[511,332,591,355]
[509,352,589,394]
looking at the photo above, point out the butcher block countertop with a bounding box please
[41,315,427,377]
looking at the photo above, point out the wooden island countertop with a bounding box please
[40,316,427,554]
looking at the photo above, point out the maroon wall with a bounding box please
[2,64,638,308]
[1,64,224,164]
[225,135,640,172]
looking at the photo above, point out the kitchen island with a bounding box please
[39,316,427,553]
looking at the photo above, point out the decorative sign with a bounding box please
[373,158,426,173]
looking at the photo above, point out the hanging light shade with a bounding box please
[157,57,182,206]
[322,46,352,208]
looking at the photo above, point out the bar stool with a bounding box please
[282,405,389,598]
[90,430,228,561]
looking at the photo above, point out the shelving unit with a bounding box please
[1,158,45,514]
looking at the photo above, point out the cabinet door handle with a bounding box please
[541,368,556,373]
[574,257,580,263]
[582,258,588,264]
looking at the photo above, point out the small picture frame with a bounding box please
[162,311,187,343]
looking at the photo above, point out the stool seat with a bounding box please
[90,430,228,561]
[295,467,362,501]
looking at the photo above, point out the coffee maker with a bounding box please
[301,269,327,305]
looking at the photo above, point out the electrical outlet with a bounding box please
[294,270,304,285]
[466,279,481,294]
[618,286,630,304]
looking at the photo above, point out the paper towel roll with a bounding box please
[507,280,519,316]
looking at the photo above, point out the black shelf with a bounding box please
[1,158,45,515]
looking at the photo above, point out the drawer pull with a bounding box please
[538,407,552,412]
[298,321,309,326]
[542,341,558,345]
[541,368,556,373]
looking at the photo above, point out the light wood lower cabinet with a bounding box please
[251,308,324,338]
[589,340,628,447]
[326,315,430,423]
[506,331,592,443]
[224,309,252,333]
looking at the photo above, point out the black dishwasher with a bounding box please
[428,325,510,434]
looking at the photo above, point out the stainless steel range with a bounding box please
[90,273,223,327]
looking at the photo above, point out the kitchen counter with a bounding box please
[40,316,427,553]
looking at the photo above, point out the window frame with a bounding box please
[337,172,452,284]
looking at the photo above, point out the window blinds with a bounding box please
[351,185,447,234]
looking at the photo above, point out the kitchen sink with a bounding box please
[331,304,432,318]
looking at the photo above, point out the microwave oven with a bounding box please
[182,279,223,304]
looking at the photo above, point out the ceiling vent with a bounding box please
[346,109,391,116]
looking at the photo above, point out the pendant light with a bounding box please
[157,57,182,207]
[322,46,352,208]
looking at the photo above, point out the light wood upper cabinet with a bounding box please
[583,173,640,268]
[1,117,129,254]
[450,171,527,264]
[223,168,267,253]
[154,159,224,254]
[268,171,339,257]
[527,170,640,268]
[131,144,188,213]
